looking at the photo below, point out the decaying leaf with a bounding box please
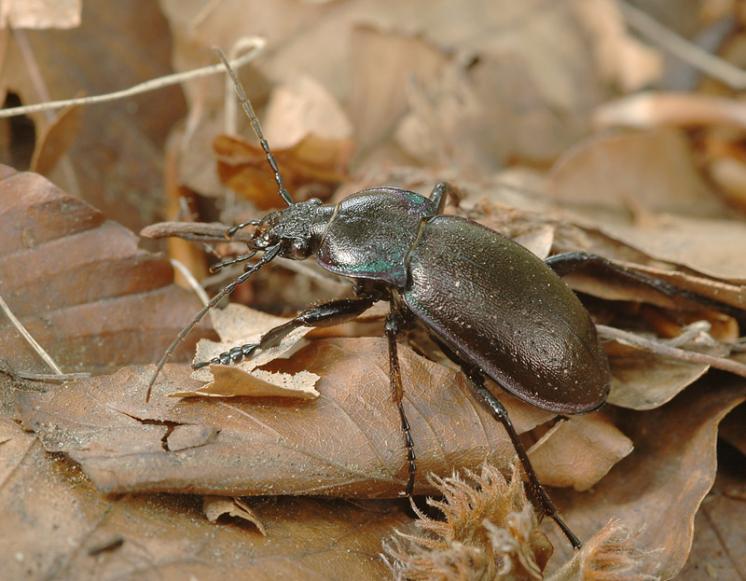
[203,495,266,534]
[189,303,320,398]
[0,405,407,579]
[0,166,211,374]
[215,132,352,209]
[544,377,746,579]
[17,338,557,498]
[528,414,633,492]
[548,128,728,219]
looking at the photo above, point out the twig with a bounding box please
[140,221,253,243]
[0,37,266,119]
[619,0,746,90]
[0,361,89,384]
[597,324,746,378]
[0,294,63,374]
[594,92,746,129]
[170,259,210,307]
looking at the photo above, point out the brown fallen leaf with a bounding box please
[0,166,211,374]
[262,74,352,150]
[0,409,408,579]
[17,338,556,498]
[0,0,81,29]
[203,495,266,534]
[0,2,185,231]
[544,376,746,579]
[190,303,319,397]
[528,414,633,492]
[29,103,81,176]
[175,364,320,399]
[548,128,728,219]
[215,132,352,209]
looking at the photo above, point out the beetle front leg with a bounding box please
[385,311,417,498]
[463,368,583,550]
[194,296,376,369]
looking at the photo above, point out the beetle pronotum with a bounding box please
[148,49,746,550]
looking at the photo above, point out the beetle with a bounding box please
[148,50,745,550]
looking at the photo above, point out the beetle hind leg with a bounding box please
[385,311,417,498]
[463,367,582,550]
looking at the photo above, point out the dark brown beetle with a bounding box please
[149,51,744,549]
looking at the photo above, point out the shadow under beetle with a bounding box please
[148,50,746,550]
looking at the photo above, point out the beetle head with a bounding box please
[250,198,332,259]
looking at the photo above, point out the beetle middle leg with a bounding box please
[462,366,582,550]
[385,310,417,498]
[194,296,376,369]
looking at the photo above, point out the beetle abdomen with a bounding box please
[402,216,610,414]
[318,188,436,287]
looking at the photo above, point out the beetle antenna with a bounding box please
[215,48,294,207]
[145,244,282,402]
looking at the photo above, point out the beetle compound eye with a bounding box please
[289,238,309,258]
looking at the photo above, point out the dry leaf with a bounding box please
[17,338,555,498]
[0,408,407,579]
[0,166,211,373]
[544,377,746,579]
[215,132,352,209]
[175,364,320,399]
[203,495,266,534]
[605,340,719,410]
[189,303,319,398]
[528,414,633,492]
[572,0,662,91]
[0,3,184,230]
[263,75,352,149]
[29,103,81,176]
[0,0,81,29]
[548,128,728,219]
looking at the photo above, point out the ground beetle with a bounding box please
[148,50,745,550]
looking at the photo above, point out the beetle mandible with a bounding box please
[148,50,744,550]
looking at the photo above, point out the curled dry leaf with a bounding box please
[29,103,82,177]
[215,132,352,209]
[544,377,746,579]
[187,303,319,398]
[17,338,556,498]
[0,166,211,374]
[203,496,266,534]
[528,414,633,492]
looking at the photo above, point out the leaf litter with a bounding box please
[3,1,746,579]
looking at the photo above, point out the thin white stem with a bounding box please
[597,324,746,378]
[0,37,266,119]
[170,259,210,307]
[619,0,746,90]
[0,293,63,374]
